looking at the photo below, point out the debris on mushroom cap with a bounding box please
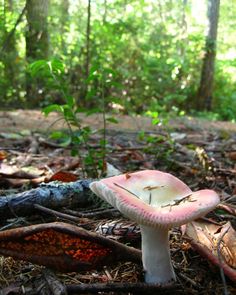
[90,170,220,228]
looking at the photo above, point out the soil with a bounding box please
[0,109,236,133]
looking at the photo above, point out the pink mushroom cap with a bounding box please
[90,170,220,228]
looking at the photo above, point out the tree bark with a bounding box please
[0,180,94,221]
[25,0,49,106]
[60,0,70,53]
[196,0,220,111]
[85,0,91,79]
[1,0,23,105]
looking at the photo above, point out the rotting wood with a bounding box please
[0,180,96,221]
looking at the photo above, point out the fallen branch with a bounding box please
[0,180,95,221]
[187,238,236,282]
[66,282,177,294]
[34,203,82,223]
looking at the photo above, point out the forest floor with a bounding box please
[0,110,236,294]
[1,109,236,133]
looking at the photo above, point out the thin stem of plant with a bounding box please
[101,73,107,175]
[50,70,98,177]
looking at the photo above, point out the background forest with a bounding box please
[0,0,236,121]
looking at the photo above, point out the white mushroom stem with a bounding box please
[140,225,176,284]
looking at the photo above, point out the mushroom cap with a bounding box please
[90,170,220,228]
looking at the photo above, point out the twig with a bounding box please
[178,273,199,288]
[217,224,231,295]
[66,282,177,294]
[34,204,81,223]
[63,207,118,218]
[161,194,196,211]
[0,217,29,231]
[186,238,236,282]
[113,183,140,198]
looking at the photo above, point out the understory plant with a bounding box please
[138,107,185,167]
[29,59,118,178]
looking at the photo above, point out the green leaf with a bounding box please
[152,118,160,125]
[50,131,72,147]
[86,72,99,83]
[42,104,63,116]
[99,138,108,146]
[29,60,48,77]
[75,106,87,113]
[106,81,122,88]
[47,59,65,76]
[86,107,101,115]
[65,95,75,108]
[62,105,75,121]
[89,64,100,74]
[71,148,79,157]
[50,132,72,147]
[59,136,72,147]
[106,117,119,124]
[50,131,65,140]
[86,88,96,99]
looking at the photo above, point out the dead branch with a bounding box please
[0,180,95,222]
[66,282,178,294]
[34,203,82,222]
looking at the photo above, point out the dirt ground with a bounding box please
[0,109,236,133]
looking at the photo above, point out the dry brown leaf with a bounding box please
[185,221,236,268]
[46,171,78,182]
[184,220,236,281]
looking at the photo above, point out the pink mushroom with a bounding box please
[89,170,220,285]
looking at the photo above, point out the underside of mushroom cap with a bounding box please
[90,170,220,228]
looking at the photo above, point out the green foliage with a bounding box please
[138,108,179,167]
[1,0,236,121]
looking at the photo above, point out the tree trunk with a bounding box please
[25,0,49,106]
[196,0,220,111]
[60,0,69,53]
[85,0,91,79]
[2,0,19,105]
[80,0,91,106]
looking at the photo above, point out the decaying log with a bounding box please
[0,180,96,221]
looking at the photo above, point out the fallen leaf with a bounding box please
[46,171,78,182]
[184,220,236,281]
[226,152,236,161]
[0,150,8,161]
